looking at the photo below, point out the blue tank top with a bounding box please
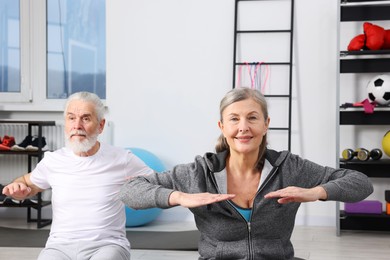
[232,204,252,222]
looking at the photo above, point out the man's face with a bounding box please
[64,100,104,154]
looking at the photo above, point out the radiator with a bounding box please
[0,122,113,184]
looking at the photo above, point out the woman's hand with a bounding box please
[169,191,236,208]
[264,186,327,204]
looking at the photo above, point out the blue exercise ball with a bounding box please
[125,147,165,227]
[128,147,166,172]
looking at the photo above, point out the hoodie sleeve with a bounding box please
[320,167,374,202]
[119,172,175,209]
[119,155,210,209]
[285,153,374,202]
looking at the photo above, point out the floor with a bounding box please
[1,220,390,260]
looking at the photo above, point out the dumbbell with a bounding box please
[357,148,383,161]
[385,190,390,215]
[342,148,383,161]
[342,148,364,161]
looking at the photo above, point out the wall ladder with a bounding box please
[232,0,294,151]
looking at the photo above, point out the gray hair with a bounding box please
[215,88,268,169]
[64,92,105,121]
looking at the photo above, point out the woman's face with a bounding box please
[218,98,269,156]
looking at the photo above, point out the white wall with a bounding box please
[292,0,338,225]
[106,0,342,226]
[106,0,235,222]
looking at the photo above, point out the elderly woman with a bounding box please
[120,87,373,260]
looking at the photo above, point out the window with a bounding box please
[0,0,30,103]
[0,0,20,93]
[0,0,106,110]
[47,0,106,99]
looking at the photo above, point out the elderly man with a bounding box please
[2,92,152,260]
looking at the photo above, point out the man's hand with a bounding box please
[2,183,32,200]
[169,191,236,208]
[264,186,327,204]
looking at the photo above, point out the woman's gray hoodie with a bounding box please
[119,149,373,260]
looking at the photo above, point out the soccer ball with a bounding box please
[366,74,390,106]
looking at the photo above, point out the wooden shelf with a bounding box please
[340,110,390,125]
[0,200,51,208]
[340,58,390,74]
[0,150,50,156]
[340,159,390,177]
[341,3,390,22]
[341,50,390,56]
[0,120,54,228]
[0,120,55,126]
[340,210,390,232]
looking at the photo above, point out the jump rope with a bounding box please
[236,62,270,93]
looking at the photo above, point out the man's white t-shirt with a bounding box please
[30,143,153,250]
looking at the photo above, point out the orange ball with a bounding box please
[382,130,390,157]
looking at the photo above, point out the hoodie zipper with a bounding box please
[209,172,254,259]
[246,165,280,259]
[246,165,280,260]
[247,221,253,259]
[208,166,280,260]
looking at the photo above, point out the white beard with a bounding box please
[65,129,99,154]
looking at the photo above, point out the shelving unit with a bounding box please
[340,159,390,178]
[0,120,55,228]
[336,0,390,235]
[232,0,294,151]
